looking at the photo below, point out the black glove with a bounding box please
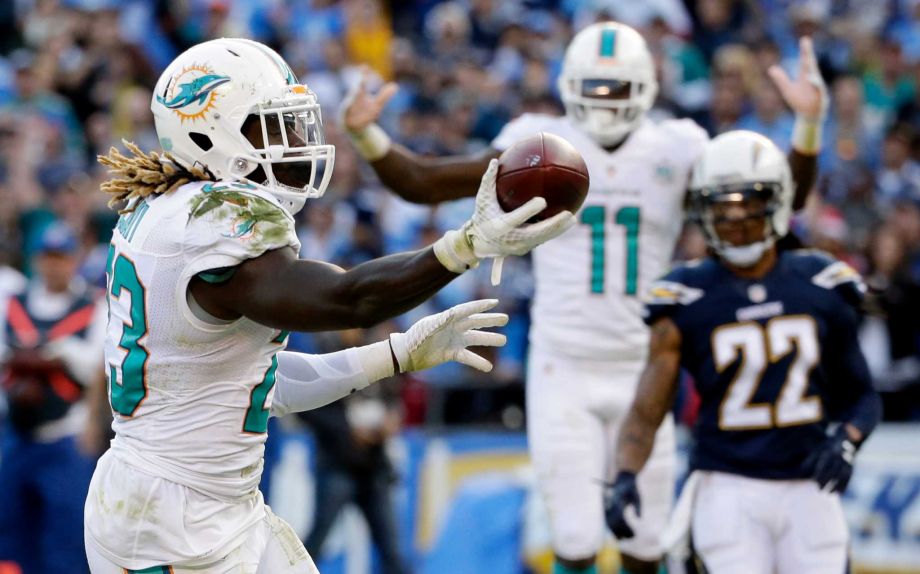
[804,426,858,493]
[605,471,641,539]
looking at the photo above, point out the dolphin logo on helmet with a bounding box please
[157,73,231,110]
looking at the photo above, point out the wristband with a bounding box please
[433,226,479,273]
[347,123,392,161]
[792,115,822,156]
[353,340,395,382]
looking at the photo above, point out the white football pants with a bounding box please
[527,347,675,561]
[85,507,319,574]
[692,471,849,574]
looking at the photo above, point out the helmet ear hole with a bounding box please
[189,132,213,152]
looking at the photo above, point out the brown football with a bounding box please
[496,132,590,221]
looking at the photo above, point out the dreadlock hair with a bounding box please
[98,140,214,213]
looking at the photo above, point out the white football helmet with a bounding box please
[689,131,794,267]
[152,38,334,214]
[558,22,658,147]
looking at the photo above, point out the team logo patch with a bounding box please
[653,162,676,184]
[644,280,704,306]
[226,217,257,239]
[811,260,866,292]
[156,64,230,123]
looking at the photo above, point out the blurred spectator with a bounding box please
[888,0,920,64]
[822,75,881,176]
[805,204,863,268]
[876,123,920,210]
[297,327,409,574]
[861,222,920,420]
[2,50,85,164]
[345,0,394,80]
[687,0,755,64]
[895,61,920,131]
[862,38,915,134]
[0,223,104,574]
[647,16,710,115]
[823,163,881,251]
[696,74,745,136]
[735,76,795,149]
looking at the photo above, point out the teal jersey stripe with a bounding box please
[197,266,237,284]
[127,566,171,573]
[600,28,617,58]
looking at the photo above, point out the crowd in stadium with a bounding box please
[0,0,918,432]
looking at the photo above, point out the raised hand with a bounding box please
[341,67,399,133]
[767,36,828,121]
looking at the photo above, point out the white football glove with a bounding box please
[389,299,508,373]
[433,159,577,283]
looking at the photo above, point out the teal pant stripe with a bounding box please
[127,566,171,573]
[553,562,597,574]
[600,28,617,57]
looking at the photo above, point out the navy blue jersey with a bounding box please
[644,250,874,480]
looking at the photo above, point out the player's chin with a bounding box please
[717,227,766,247]
[273,163,313,190]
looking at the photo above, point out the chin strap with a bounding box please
[718,237,775,267]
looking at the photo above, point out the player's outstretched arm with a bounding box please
[197,245,457,331]
[606,317,683,539]
[341,68,497,204]
[191,162,573,331]
[768,36,828,209]
[270,299,507,417]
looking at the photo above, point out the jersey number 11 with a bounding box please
[580,205,640,295]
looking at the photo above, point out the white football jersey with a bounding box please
[493,114,708,360]
[102,181,299,498]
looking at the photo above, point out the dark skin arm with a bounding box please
[369,144,496,204]
[616,317,683,473]
[373,142,817,211]
[788,148,817,210]
[190,246,459,332]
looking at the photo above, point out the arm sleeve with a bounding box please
[270,349,370,418]
[823,298,882,439]
[270,340,396,417]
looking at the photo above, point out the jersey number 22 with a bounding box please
[714,316,822,430]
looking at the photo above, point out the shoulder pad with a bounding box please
[642,261,709,325]
[491,113,558,151]
[658,118,709,144]
[183,181,299,272]
[791,249,866,308]
[644,279,705,307]
[811,259,865,291]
